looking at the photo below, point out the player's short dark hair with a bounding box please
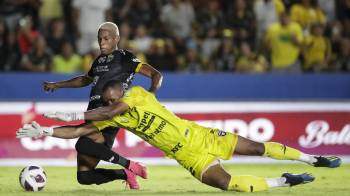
[102,80,123,92]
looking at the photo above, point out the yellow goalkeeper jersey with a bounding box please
[93,86,206,158]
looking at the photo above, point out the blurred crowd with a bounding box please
[0,0,350,74]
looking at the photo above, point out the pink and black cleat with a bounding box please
[128,161,148,179]
[124,169,140,190]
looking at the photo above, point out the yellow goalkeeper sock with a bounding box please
[263,142,301,160]
[228,175,268,192]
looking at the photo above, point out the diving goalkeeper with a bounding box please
[17,81,341,192]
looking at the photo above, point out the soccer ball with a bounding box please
[19,165,47,191]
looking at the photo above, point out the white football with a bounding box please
[19,165,47,191]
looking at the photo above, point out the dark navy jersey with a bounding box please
[87,49,141,110]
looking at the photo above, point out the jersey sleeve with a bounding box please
[122,50,143,73]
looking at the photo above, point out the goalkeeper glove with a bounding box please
[16,121,53,138]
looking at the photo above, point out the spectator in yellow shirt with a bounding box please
[265,12,303,72]
[303,23,331,72]
[254,0,286,43]
[236,42,267,73]
[290,0,326,30]
[53,40,83,74]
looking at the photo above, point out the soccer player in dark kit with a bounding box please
[43,22,163,189]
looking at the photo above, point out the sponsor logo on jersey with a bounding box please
[137,112,156,132]
[144,121,167,141]
[171,142,183,154]
[107,54,114,63]
[98,56,107,64]
[94,65,109,72]
[142,116,155,132]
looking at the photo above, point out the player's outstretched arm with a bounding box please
[16,121,98,139]
[44,102,129,122]
[84,101,129,121]
[51,123,98,139]
[43,74,93,92]
[137,63,163,93]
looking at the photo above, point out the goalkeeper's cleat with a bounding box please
[124,169,139,190]
[128,161,148,179]
[282,173,315,186]
[313,156,341,168]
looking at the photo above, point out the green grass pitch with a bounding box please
[1,164,349,196]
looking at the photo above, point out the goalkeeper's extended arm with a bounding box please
[16,122,54,138]
[44,102,129,122]
[44,112,85,122]
[16,122,98,139]
[51,124,98,139]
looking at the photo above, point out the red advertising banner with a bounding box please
[0,102,349,161]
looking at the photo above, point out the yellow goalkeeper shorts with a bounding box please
[175,128,238,180]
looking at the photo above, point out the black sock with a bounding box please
[75,137,130,168]
[77,169,126,185]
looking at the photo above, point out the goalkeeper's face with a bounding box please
[102,86,124,105]
[98,29,119,55]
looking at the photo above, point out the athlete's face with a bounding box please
[98,29,119,55]
[103,86,124,105]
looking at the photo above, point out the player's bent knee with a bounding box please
[202,177,228,191]
[77,171,94,185]
[75,137,101,153]
[75,137,88,152]
[201,166,230,191]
